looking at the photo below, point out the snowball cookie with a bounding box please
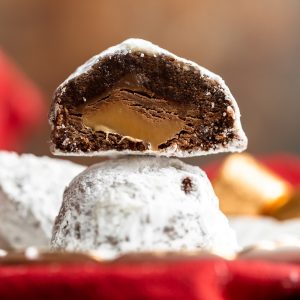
[51,156,237,258]
[0,151,85,250]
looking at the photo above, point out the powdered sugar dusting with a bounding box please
[0,151,85,249]
[51,156,237,259]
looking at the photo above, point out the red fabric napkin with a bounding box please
[1,259,300,300]
[0,49,45,151]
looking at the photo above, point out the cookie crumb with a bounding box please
[181,177,193,194]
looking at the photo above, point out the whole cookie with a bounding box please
[0,151,85,249]
[52,156,237,258]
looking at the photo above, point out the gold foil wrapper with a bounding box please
[271,191,300,220]
[213,153,293,216]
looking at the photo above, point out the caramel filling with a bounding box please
[82,100,185,150]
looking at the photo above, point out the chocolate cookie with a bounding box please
[49,38,247,157]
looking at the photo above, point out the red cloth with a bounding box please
[1,259,300,300]
[0,49,45,151]
[260,154,300,188]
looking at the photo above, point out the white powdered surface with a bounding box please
[230,216,300,249]
[51,38,247,157]
[52,156,237,259]
[0,151,85,250]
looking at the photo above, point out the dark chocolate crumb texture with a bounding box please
[49,38,247,157]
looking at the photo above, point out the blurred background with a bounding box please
[1,0,300,166]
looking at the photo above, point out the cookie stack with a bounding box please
[49,39,247,258]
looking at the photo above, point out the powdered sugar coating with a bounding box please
[51,156,237,258]
[0,151,85,249]
[230,216,300,250]
[50,38,247,157]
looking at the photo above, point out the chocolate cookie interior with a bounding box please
[50,51,240,154]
